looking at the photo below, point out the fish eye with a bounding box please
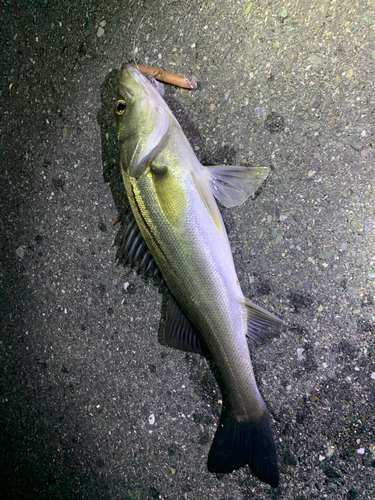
[114,100,126,116]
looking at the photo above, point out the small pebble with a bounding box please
[327,447,335,457]
[348,137,362,150]
[297,348,305,361]
[254,107,266,116]
[364,218,374,234]
[15,246,25,258]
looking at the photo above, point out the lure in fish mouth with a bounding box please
[114,63,286,487]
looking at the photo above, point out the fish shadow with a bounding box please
[97,69,130,221]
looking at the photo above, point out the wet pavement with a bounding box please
[1,0,375,498]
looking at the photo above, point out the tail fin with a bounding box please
[207,408,279,487]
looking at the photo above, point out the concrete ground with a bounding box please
[1,0,375,498]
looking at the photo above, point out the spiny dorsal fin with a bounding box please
[115,213,161,279]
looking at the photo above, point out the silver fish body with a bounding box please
[116,64,285,487]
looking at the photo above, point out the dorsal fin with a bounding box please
[159,294,207,355]
[115,213,161,279]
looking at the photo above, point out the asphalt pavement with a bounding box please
[1,0,375,498]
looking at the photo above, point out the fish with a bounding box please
[115,63,286,487]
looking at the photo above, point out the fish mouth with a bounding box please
[118,63,148,96]
[118,64,137,100]
[121,63,139,79]
[118,63,166,108]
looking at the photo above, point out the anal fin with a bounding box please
[244,298,286,342]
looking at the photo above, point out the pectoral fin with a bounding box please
[244,298,286,342]
[204,165,270,208]
[152,166,187,227]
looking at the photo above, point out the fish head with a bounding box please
[116,64,170,178]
